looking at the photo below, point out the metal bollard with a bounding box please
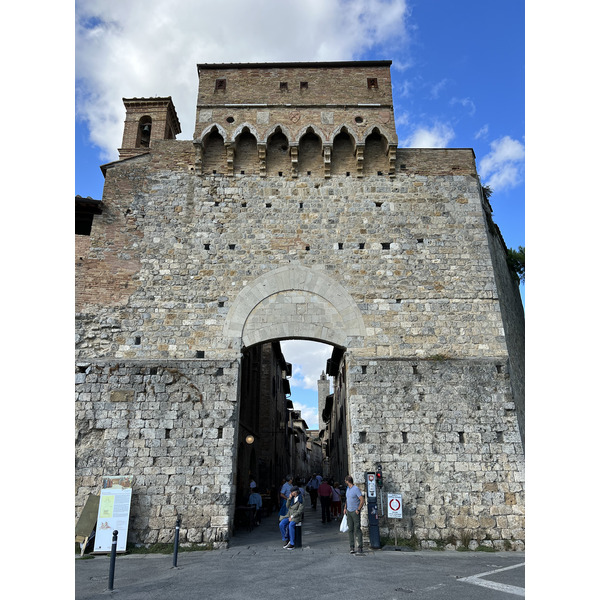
[108,530,118,591]
[295,522,302,548]
[173,517,181,567]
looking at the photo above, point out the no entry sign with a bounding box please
[387,493,403,519]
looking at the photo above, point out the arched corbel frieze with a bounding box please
[232,123,260,143]
[199,123,229,145]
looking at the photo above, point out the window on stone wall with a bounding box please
[367,78,378,89]
[215,78,226,91]
[300,81,308,90]
[280,81,288,91]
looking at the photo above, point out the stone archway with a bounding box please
[223,265,365,348]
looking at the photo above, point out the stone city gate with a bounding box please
[75,61,524,550]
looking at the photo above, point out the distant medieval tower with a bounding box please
[317,371,330,431]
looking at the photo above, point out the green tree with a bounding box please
[507,246,525,284]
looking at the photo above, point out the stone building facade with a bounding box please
[75,61,524,550]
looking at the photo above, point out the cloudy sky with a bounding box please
[73,0,528,429]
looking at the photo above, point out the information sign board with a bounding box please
[387,493,403,519]
[93,476,134,553]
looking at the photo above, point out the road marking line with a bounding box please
[458,562,525,597]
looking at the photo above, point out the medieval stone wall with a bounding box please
[76,61,524,549]
[344,355,524,550]
[75,359,238,547]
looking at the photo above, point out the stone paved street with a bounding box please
[75,505,525,599]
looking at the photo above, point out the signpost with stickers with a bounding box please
[387,493,403,547]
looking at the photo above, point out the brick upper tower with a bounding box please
[119,96,181,160]
[193,61,398,178]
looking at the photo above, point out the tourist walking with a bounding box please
[318,478,333,523]
[343,475,365,553]
[331,482,342,519]
[306,474,319,509]
[248,487,263,525]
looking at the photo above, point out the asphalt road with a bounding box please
[75,506,525,599]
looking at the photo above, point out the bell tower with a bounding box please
[119,96,181,160]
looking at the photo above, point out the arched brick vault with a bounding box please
[224,265,366,349]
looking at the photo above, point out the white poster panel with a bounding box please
[387,493,403,519]
[93,476,134,553]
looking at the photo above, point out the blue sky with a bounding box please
[74,0,525,430]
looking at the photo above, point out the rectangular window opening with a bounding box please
[280,81,288,91]
[300,81,308,89]
[215,79,226,91]
[367,77,378,89]
[196,350,205,358]
[402,432,408,443]
[459,432,465,443]
[381,242,391,250]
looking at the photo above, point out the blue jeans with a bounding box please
[279,518,298,545]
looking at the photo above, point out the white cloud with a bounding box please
[75,0,410,161]
[479,135,525,191]
[430,78,448,99]
[402,122,455,148]
[474,124,489,140]
[450,96,476,116]
[280,340,332,391]
[290,399,320,430]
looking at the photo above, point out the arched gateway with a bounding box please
[76,61,524,552]
[224,265,366,348]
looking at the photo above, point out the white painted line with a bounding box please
[458,562,525,597]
